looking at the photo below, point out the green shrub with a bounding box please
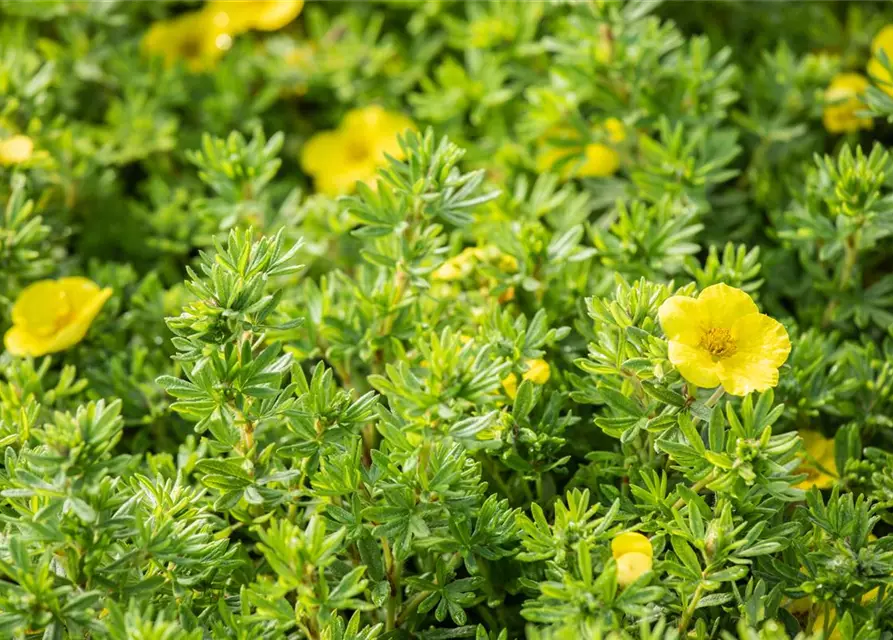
[2,1,893,638]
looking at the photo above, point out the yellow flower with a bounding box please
[611,532,653,588]
[577,143,619,177]
[433,245,518,283]
[207,0,304,33]
[0,135,34,166]
[4,277,112,357]
[501,373,518,399]
[658,283,791,397]
[784,595,813,615]
[868,25,893,97]
[524,359,551,385]
[502,359,552,399]
[795,430,837,490]
[142,10,233,73]
[300,106,414,196]
[822,73,872,133]
[812,612,842,640]
[535,118,624,179]
[432,248,479,281]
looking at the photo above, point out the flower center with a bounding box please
[345,138,371,163]
[700,327,736,359]
[179,37,202,59]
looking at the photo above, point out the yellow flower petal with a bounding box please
[0,135,34,165]
[4,325,50,357]
[142,10,231,72]
[207,0,304,32]
[522,359,551,385]
[872,25,893,56]
[716,313,791,396]
[667,341,722,389]
[658,295,706,346]
[315,161,379,197]
[578,143,619,177]
[784,595,814,614]
[300,130,349,177]
[795,430,837,490]
[868,57,893,97]
[616,551,652,588]
[823,73,872,134]
[604,118,626,143]
[696,283,759,330]
[502,372,518,399]
[5,278,112,357]
[611,532,653,560]
[58,277,105,309]
[536,146,573,176]
[301,106,414,196]
[812,612,842,640]
[800,429,834,462]
[731,312,790,366]
[12,280,71,338]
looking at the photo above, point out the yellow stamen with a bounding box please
[700,327,736,359]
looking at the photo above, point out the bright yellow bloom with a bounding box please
[612,532,653,559]
[612,532,653,588]
[300,106,414,196]
[795,430,836,490]
[206,0,304,33]
[5,278,112,357]
[524,359,551,385]
[142,10,233,73]
[535,118,625,179]
[502,359,552,399]
[0,135,34,166]
[658,284,791,396]
[868,25,893,97]
[823,73,872,133]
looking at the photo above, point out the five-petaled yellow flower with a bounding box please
[300,106,414,196]
[536,118,625,179]
[795,430,837,490]
[143,10,233,72]
[5,277,113,357]
[0,135,34,166]
[658,283,791,396]
[611,532,653,588]
[502,359,551,399]
[206,0,304,33]
[823,73,873,134]
[868,25,893,97]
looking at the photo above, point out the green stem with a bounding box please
[704,386,725,409]
[396,591,429,626]
[670,387,724,511]
[822,232,859,327]
[483,457,515,503]
[678,581,705,633]
[672,469,717,511]
[383,538,402,632]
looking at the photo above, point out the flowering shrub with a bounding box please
[4,1,893,639]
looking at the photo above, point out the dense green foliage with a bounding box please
[3,1,893,638]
